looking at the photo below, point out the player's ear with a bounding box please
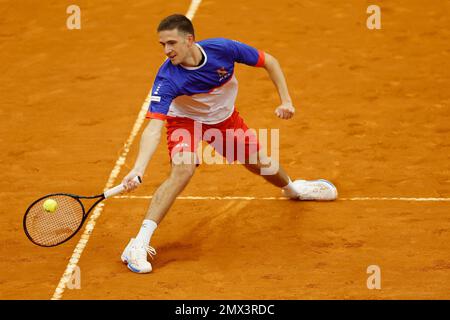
[186,33,195,46]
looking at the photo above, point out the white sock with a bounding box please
[282,178,299,197]
[135,219,157,245]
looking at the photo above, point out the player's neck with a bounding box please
[180,44,203,68]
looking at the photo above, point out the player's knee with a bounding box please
[171,164,196,183]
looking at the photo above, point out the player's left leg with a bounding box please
[243,151,338,201]
[242,151,290,187]
[211,109,337,200]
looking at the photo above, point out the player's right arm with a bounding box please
[122,119,165,191]
[122,70,178,191]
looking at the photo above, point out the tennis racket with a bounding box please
[23,176,141,247]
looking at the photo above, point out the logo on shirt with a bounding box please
[154,83,162,95]
[217,67,230,81]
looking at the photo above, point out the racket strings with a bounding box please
[25,195,84,246]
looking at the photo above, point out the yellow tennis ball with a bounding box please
[43,199,58,213]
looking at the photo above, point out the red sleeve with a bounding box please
[146,112,167,120]
[254,50,265,67]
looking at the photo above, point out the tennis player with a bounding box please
[120,14,337,273]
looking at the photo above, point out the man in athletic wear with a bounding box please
[120,14,337,273]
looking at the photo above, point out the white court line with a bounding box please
[51,0,203,301]
[114,195,450,202]
[340,197,450,202]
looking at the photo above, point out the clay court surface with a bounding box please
[1,0,449,299]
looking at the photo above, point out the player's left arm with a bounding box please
[262,53,295,120]
[225,38,294,119]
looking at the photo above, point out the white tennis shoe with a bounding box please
[283,179,338,201]
[121,238,156,274]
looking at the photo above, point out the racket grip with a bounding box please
[104,176,142,199]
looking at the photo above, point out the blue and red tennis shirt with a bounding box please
[146,38,265,124]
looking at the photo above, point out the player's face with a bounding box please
[158,29,193,65]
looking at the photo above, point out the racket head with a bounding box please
[23,194,86,247]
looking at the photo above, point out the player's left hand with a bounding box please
[275,103,295,120]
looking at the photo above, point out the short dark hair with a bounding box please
[157,14,195,37]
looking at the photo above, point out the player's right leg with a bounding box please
[123,116,200,273]
[122,156,197,273]
[145,157,197,224]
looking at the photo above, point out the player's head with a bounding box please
[157,14,195,65]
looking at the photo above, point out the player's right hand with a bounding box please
[122,170,142,192]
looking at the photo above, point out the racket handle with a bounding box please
[104,176,142,199]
